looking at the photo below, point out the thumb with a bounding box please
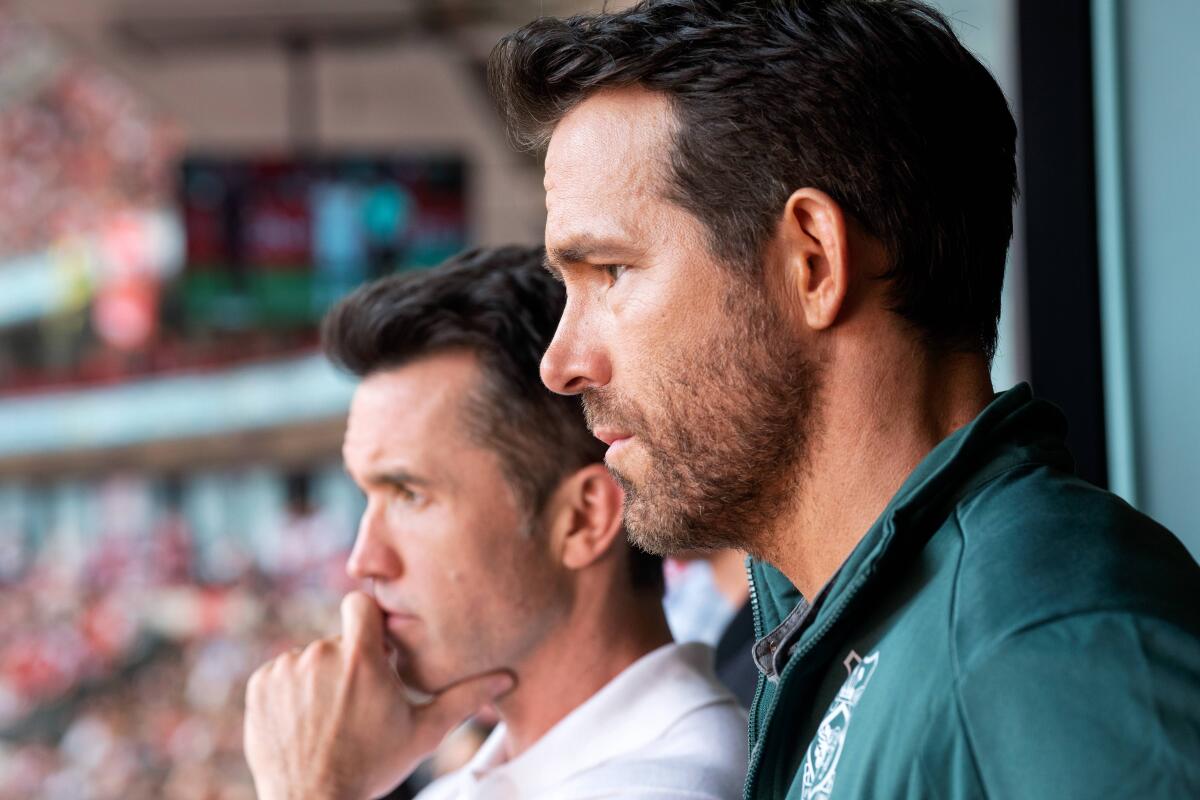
[413,670,516,741]
[340,590,386,655]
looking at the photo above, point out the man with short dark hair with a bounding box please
[487,1,1200,798]
[243,246,748,799]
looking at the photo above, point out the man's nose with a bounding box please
[540,302,611,395]
[345,502,402,582]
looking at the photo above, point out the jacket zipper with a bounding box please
[742,552,879,799]
[744,560,768,798]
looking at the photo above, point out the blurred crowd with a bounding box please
[0,14,176,261]
[0,476,354,800]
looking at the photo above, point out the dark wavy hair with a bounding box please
[489,0,1018,359]
[321,246,663,592]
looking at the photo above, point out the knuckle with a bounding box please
[300,638,336,665]
[246,661,275,703]
[267,651,297,679]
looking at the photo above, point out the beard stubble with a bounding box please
[583,282,822,558]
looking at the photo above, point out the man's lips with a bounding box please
[373,597,420,630]
[593,428,632,446]
[383,610,420,626]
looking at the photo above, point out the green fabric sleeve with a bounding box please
[953,612,1200,798]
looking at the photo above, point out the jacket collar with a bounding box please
[750,383,1073,647]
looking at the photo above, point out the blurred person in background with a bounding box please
[662,550,756,709]
[490,1,1200,798]
[267,471,344,588]
[243,246,748,799]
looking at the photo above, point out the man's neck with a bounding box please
[762,347,994,599]
[494,587,673,760]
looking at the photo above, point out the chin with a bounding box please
[400,647,494,696]
[397,660,450,696]
[622,496,686,555]
[395,660,427,690]
[389,639,442,693]
[624,490,749,556]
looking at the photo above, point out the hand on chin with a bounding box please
[244,591,516,800]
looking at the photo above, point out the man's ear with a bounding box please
[775,187,852,332]
[543,464,625,572]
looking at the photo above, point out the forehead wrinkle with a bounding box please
[545,88,675,200]
[343,407,407,482]
[546,150,664,261]
[548,135,665,205]
[343,354,485,488]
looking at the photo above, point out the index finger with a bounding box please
[340,590,385,654]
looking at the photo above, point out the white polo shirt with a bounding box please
[417,642,748,800]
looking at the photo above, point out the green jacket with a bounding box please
[745,384,1200,799]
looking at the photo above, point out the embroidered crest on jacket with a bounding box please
[799,651,880,800]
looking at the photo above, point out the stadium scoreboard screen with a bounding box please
[179,155,469,330]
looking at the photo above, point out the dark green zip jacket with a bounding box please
[745,384,1200,799]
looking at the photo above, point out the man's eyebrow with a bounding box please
[546,235,640,274]
[361,468,431,490]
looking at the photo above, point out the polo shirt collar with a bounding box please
[459,642,730,795]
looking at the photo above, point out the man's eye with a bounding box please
[393,486,421,505]
[600,264,628,282]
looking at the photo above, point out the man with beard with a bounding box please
[242,247,748,799]
[486,1,1200,798]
